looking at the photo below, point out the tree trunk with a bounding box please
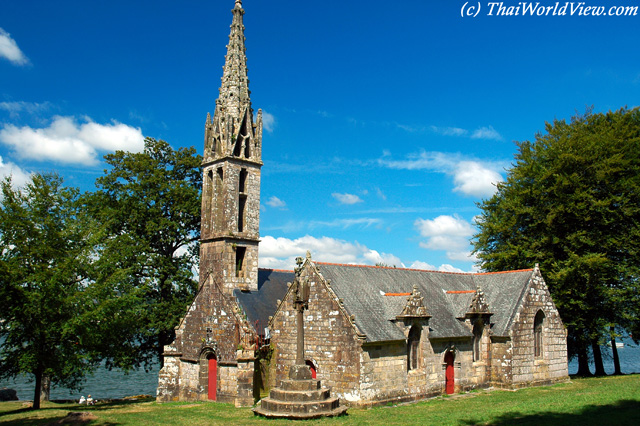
[40,374,51,402]
[610,326,622,375]
[576,345,592,376]
[32,367,43,410]
[591,339,606,376]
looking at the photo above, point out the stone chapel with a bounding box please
[156,0,569,407]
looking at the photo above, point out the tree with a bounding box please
[473,107,640,376]
[86,138,201,367]
[0,173,97,409]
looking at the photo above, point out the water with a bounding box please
[1,364,159,402]
[568,337,640,376]
[2,339,639,402]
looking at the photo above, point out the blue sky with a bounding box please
[1,0,639,272]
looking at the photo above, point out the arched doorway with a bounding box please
[444,351,455,395]
[207,353,217,401]
[305,360,317,379]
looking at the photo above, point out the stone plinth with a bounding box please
[253,377,347,419]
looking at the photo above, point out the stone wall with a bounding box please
[200,240,259,294]
[490,337,513,386]
[218,363,239,404]
[509,270,568,386]
[157,354,180,401]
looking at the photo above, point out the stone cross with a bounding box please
[289,256,312,380]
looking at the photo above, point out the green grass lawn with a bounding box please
[1,375,639,425]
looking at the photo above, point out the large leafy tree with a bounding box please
[86,138,202,367]
[473,108,640,375]
[0,173,98,409]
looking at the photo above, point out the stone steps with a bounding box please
[269,387,330,402]
[279,379,321,391]
[253,377,347,419]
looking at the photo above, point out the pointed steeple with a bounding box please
[217,0,251,120]
[203,0,261,164]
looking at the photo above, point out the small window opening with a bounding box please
[473,321,483,362]
[534,310,545,358]
[235,246,246,278]
[238,195,246,232]
[216,167,224,183]
[407,325,421,371]
[244,135,251,158]
[205,170,213,227]
[239,169,247,193]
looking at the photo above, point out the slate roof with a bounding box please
[234,269,293,336]
[315,263,534,343]
[237,263,535,343]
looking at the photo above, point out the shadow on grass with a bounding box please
[461,399,640,426]
[0,412,120,426]
[0,398,151,416]
[0,400,152,425]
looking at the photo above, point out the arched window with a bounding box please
[534,310,545,358]
[407,325,421,371]
[473,321,483,362]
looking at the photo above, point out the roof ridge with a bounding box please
[258,268,294,273]
[315,262,532,276]
[475,268,533,275]
[315,261,472,275]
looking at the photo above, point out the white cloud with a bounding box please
[430,126,469,137]
[258,235,403,270]
[471,125,503,141]
[309,217,382,229]
[437,264,465,273]
[379,151,503,198]
[0,28,29,66]
[332,192,363,205]
[408,260,437,271]
[0,116,145,166]
[452,160,503,198]
[0,101,52,118]
[265,195,287,209]
[258,234,472,272]
[262,111,275,133]
[0,155,31,188]
[415,214,476,262]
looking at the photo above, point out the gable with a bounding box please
[234,269,293,335]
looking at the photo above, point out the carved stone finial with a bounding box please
[306,250,312,260]
[467,285,492,316]
[235,0,242,8]
[397,285,430,319]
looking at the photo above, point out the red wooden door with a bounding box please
[445,352,455,395]
[306,360,317,379]
[208,356,217,401]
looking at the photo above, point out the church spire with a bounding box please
[203,0,261,164]
[217,0,251,122]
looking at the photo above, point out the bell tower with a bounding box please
[200,0,262,294]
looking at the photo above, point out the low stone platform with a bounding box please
[253,379,347,419]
